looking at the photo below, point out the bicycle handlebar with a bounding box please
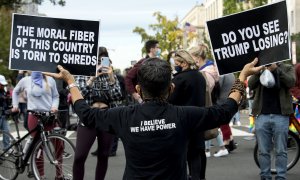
[27,110,56,117]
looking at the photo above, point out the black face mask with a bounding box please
[175,66,183,73]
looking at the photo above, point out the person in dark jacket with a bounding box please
[0,75,10,152]
[45,58,262,180]
[124,40,160,103]
[168,49,206,180]
[248,63,295,180]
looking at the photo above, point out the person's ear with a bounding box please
[170,83,175,94]
[135,85,141,95]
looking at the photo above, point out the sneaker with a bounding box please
[213,149,229,157]
[62,152,72,159]
[225,140,237,152]
[205,151,211,158]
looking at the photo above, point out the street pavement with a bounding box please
[7,112,300,180]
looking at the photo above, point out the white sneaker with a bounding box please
[214,149,229,157]
[205,151,211,158]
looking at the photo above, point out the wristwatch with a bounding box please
[67,83,78,90]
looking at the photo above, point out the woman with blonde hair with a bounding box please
[168,49,207,180]
[189,45,219,93]
[190,45,236,157]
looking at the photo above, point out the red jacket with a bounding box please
[125,58,146,94]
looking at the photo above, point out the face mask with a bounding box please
[175,65,182,73]
[156,49,161,57]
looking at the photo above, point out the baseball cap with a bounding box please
[0,75,8,85]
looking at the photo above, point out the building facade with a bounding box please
[180,4,206,47]
[181,0,300,49]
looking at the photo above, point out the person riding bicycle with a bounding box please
[248,63,295,180]
[12,71,61,180]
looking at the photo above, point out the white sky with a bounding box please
[38,0,204,71]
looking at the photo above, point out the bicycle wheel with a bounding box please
[31,134,75,180]
[0,130,19,180]
[254,131,300,174]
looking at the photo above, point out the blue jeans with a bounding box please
[0,115,10,150]
[255,114,289,180]
[205,130,223,150]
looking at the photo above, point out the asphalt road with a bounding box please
[7,113,300,180]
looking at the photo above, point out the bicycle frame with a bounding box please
[0,112,57,174]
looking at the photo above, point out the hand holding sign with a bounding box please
[207,1,290,75]
[10,14,100,76]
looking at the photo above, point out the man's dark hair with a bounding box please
[137,58,172,100]
[145,40,159,53]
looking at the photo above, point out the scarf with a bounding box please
[31,71,43,88]
[199,60,214,71]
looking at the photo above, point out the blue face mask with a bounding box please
[175,65,182,73]
[156,49,161,57]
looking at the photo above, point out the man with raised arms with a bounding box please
[45,58,262,180]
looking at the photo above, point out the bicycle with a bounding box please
[253,112,300,174]
[0,110,75,180]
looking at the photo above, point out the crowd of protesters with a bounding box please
[0,38,299,180]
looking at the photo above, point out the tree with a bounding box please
[249,0,267,7]
[223,0,239,16]
[223,0,268,16]
[0,7,14,80]
[0,0,66,82]
[0,0,65,9]
[133,12,185,59]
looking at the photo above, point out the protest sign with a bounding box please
[9,14,100,76]
[206,0,290,75]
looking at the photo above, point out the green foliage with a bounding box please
[223,0,239,16]
[0,1,66,83]
[0,0,65,9]
[249,0,268,7]
[223,0,268,16]
[133,12,183,59]
[0,7,16,80]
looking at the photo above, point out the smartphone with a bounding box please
[101,57,110,67]
[100,57,110,73]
